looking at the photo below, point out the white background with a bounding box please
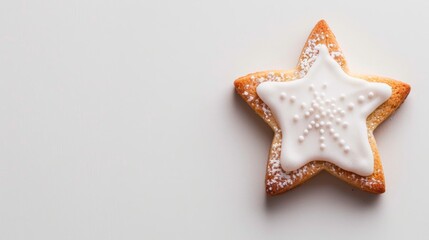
[0,0,426,239]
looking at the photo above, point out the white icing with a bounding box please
[256,45,391,176]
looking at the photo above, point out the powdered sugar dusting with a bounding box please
[266,135,323,194]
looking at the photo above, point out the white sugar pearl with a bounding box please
[322,82,327,89]
[340,110,346,116]
[304,111,310,117]
[344,145,350,153]
[308,124,313,129]
[326,121,332,127]
[336,118,342,124]
[319,129,325,134]
[320,143,326,150]
[315,114,321,120]
[333,133,339,140]
[303,129,309,135]
[309,84,315,91]
[368,92,374,99]
[293,114,300,122]
[315,123,320,128]
[348,103,354,110]
[309,107,314,113]
[358,95,365,103]
[298,136,305,142]
[280,92,287,100]
[342,121,348,128]
[340,94,346,101]
[339,139,345,146]
[290,96,296,103]
[312,102,317,108]
[329,128,335,134]
[310,121,316,125]
[320,136,325,142]
[301,102,307,109]
[320,121,325,126]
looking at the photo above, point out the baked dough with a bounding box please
[234,20,410,195]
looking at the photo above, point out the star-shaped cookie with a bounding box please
[234,20,410,195]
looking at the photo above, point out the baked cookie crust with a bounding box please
[234,20,410,195]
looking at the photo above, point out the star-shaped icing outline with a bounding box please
[234,20,410,195]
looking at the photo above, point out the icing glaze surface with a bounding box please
[256,45,391,176]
